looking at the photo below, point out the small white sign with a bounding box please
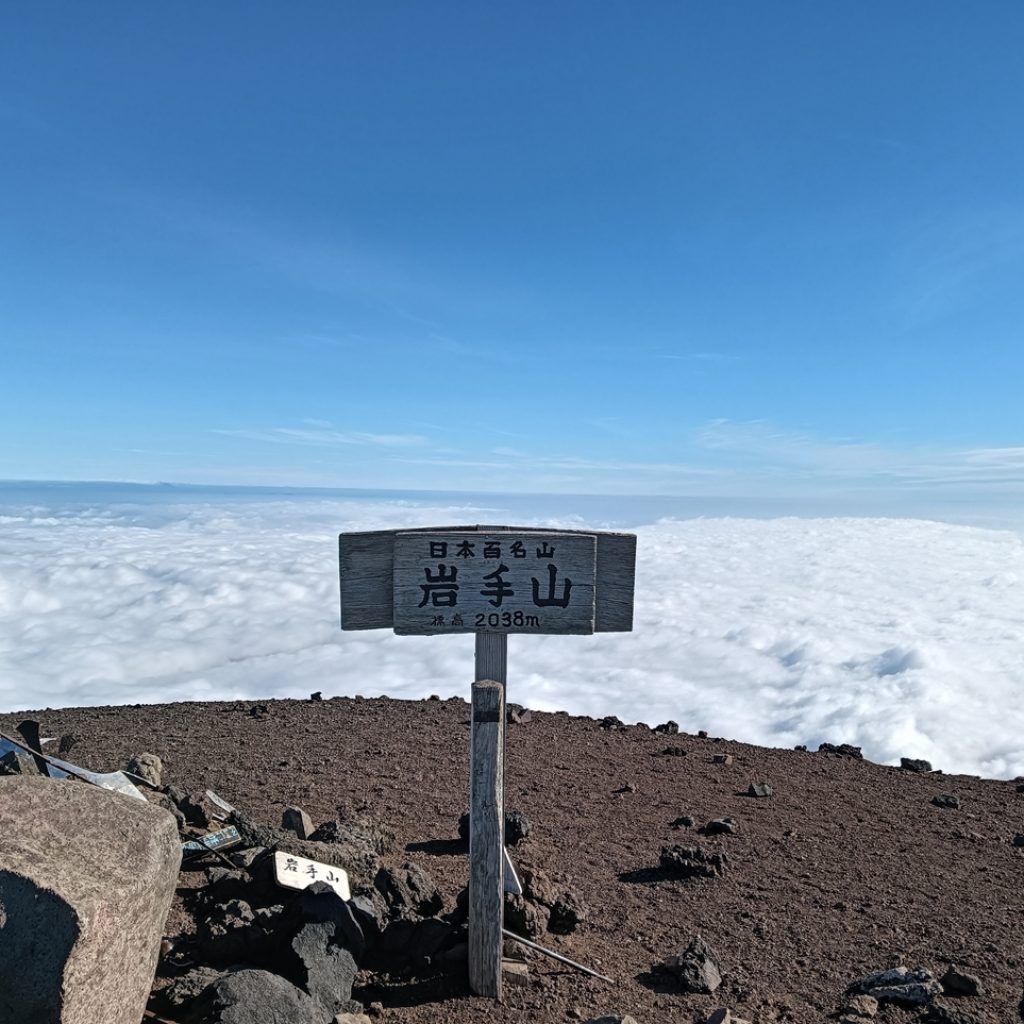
[273,850,350,900]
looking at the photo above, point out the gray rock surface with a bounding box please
[188,968,329,1024]
[126,752,163,788]
[848,966,943,1007]
[0,776,181,1024]
[661,935,723,993]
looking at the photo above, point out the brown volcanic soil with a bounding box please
[4,695,1024,1024]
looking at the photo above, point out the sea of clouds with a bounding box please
[1,488,1022,778]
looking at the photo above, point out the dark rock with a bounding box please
[196,899,269,965]
[505,808,532,845]
[374,862,443,919]
[848,966,943,1007]
[503,892,549,938]
[747,782,773,798]
[659,746,687,756]
[310,691,323,701]
[794,744,808,751]
[660,935,723,993]
[247,703,270,719]
[1016,782,1024,793]
[600,715,626,730]
[819,742,864,758]
[187,968,328,1024]
[701,818,736,836]
[901,757,933,773]
[926,1002,986,1024]
[698,730,708,737]
[670,815,695,829]
[307,810,395,855]
[289,921,358,1017]
[616,782,637,794]
[291,881,366,960]
[712,754,733,765]
[548,891,587,934]
[932,794,961,810]
[940,965,983,996]
[160,966,223,1011]
[521,868,559,908]
[282,806,315,840]
[583,1017,639,1024]
[1012,834,1024,847]
[660,845,728,879]
[654,721,679,735]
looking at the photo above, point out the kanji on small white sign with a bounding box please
[272,850,350,900]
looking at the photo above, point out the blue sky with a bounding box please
[2,2,1023,497]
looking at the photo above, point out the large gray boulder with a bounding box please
[0,776,181,1024]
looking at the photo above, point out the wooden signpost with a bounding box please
[339,524,636,999]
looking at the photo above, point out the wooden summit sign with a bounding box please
[338,524,636,1001]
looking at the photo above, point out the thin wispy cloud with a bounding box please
[214,426,429,448]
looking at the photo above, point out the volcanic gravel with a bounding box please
[4,695,1024,1024]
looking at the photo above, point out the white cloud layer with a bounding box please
[1,496,1022,778]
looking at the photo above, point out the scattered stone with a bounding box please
[160,965,224,1010]
[706,1010,752,1024]
[658,746,687,756]
[941,965,983,996]
[1016,782,1024,793]
[660,845,728,879]
[698,730,708,738]
[661,935,723,993]
[747,781,773,798]
[848,966,943,1007]
[616,781,638,794]
[502,958,530,986]
[600,715,626,730]
[334,1014,371,1024]
[1012,834,1024,847]
[548,890,587,934]
[584,1016,640,1024]
[712,754,733,765]
[819,742,864,758]
[505,808,532,845]
[126,752,163,788]
[248,703,270,719]
[700,818,736,836]
[654,720,679,735]
[0,776,181,1024]
[670,814,695,829]
[508,706,533,724]
[189,968,327,1024]
[310,691,323,701]
[901,757,932,772]
[794,744,808,751]
[282,805,316,840]
[374,862,443,918]
[842,993,879,1017]
[932,794,961,810]
[926,1002,986,1024]
[503,891,549,938]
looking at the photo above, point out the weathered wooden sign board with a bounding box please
[339,525,635,634]
[338,523,636,1000]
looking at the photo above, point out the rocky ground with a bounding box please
[3,694,1023,1024]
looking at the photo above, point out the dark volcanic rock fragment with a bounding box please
[901,757,933,772]
[548,890,587,934]
[700,818,736,835]
[932,794,961,810]
[848,966,943,1007]
[654,720,679,734]
[660,845,728,879]
[819,742,864,758]
[747,782,773,798]
[940,965,983,996]
[187,968,328,1024]
[505,808,532,845]
[503,891,549,938]
[927,1002,987,1024]
[375,862,443,918]
[660,935,723,993]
